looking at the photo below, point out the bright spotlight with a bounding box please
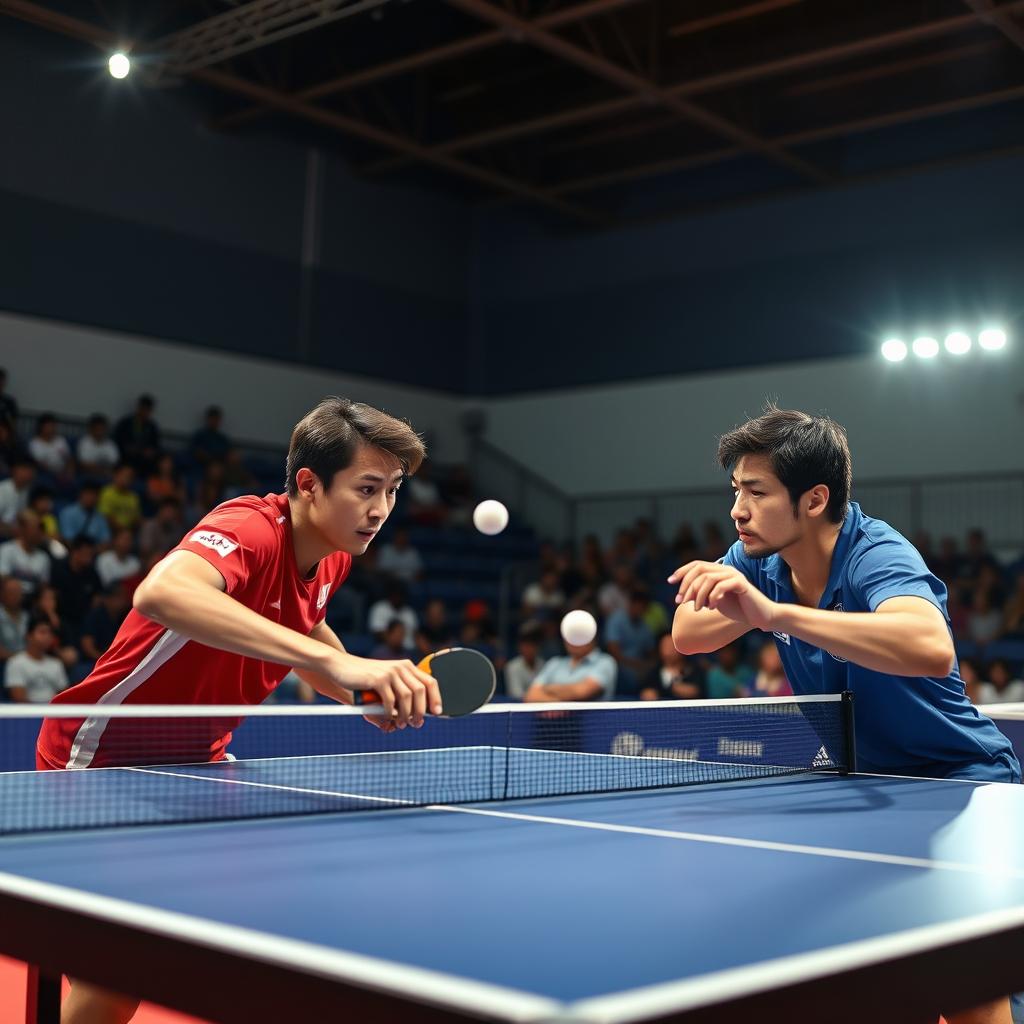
[944,331,971,355]
[978,328,1007,351]
[108,52,131,79]
[881,338,907,362]
[912,336,939,358]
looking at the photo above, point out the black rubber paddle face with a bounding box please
[419,647,496,717]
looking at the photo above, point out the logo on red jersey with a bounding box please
[190,530,239,558]
[317,583,331,610]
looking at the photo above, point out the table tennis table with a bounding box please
[3,736,1024,1024]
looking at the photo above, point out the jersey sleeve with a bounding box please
[848,537,946,614]
[174,507,278,595]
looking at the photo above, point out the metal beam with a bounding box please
[443,0,828,182]
[0,0,606,224]
[362,0,1024,177]
[212,0,648,131]
[548,81,1024,195]
[963,0,1024,50]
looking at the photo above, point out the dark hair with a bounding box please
[69,536,96,552]
[717,403,851,523]
[205,405,222,418]
[137,395,155,409]
[88,413,108,428]
[285,397,425,497]
[28,485,54,504]
[36,413,57,432]
[26,616,53,635]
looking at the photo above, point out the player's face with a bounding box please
[315,445,404,556]
[729,455,802,559]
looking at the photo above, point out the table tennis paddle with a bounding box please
[354,647,496,718]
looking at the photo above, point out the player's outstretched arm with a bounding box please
[668,561,752,655]
[134,551,440,725]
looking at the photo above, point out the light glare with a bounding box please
[912,336,939,358]
[880,338,907,362]
[978,328,1007,351]
[108,52,130,79]
[944,331,971,355]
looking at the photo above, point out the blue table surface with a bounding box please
[3,756,1024,1009]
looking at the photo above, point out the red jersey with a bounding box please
[38,493,351,769]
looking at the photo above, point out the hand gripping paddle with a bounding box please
[356,647,496,718]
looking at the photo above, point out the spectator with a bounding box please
[28,485,60,541]
[604,586,657,692]
[639,589,670,636]
[597,564,633,618]
[442,464,475,526]
[931,536,962,586]
[189,406,231,467]
[701,521,727,561]
[371,619,416,660]
[146,453,187,510]
[0,576,27,664]
[967,589,1003,646]
[367,582,419,641]
[0,510,51,596]
[0,367,18,424]
[639,633,705,700]
[415,598,453,656]
[960,657,984,706]
[457,618,497,661]
[705,642,755,699]
[95,528,141,588]
[79,584,129,663]
[51,538,102,630]
[99,463,142,531]
[753,640,792,697]
[946,584,970,641]
[193,460,227,517]
[977,659,1024,705]
[524,632,616,702]
[960,528,1001,590]
[406,460,446,526]
[521,569,565,616]
[58,480,111,547]
[504,622,547,700]
[1003,572,1024,640]
[0,457,37,536]
[113,394,161,474]
[139,497,186,561]
[77,414,120,480]
[31,586,79,669]
[0,418,26,477]
[222,448,258,499]
[377,526,424,584]
[671,523,699,565]
[27,413,74,481]
[4,618,68,702]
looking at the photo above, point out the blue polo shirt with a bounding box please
[722,502,1019,779]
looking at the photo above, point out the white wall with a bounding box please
[0,312,467,461]
[485,347,1024,495]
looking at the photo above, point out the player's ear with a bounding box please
[294,467,320,500]
[805,484,830,519]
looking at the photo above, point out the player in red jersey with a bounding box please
[44,397,442,1024]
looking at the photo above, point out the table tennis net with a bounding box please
[0,695,853,834]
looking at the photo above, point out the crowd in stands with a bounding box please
[1,364,1023,709]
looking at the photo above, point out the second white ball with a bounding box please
[561,609,597,647]
[473,499,509,536]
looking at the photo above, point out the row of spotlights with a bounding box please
[881,329,1008,362]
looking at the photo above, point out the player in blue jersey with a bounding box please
[669,404,1018,1024]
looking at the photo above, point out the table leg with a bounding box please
[25,965,61,1024]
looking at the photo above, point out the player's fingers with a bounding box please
[374,680,396,722]
[399,664,427,727]
[363,714,396,733]
[692,572,724,612]
[391,674,413,727]
[678,562,716,604]
[707,578,741,610]
[412,667,443,715]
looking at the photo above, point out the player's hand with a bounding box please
[667,561,778,632]
[332,655,442,729]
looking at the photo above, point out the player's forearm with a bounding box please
[293,624,354,704]
[134,576,341,678]
[526,680,602,701]
[773,605,954,677]
[672,602,749,655]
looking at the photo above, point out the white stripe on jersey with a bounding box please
[66,629,191,769]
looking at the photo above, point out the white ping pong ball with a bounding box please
[561,610,597,647]
[473,499,509,536]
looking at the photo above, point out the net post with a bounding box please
[840,690,856,775]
